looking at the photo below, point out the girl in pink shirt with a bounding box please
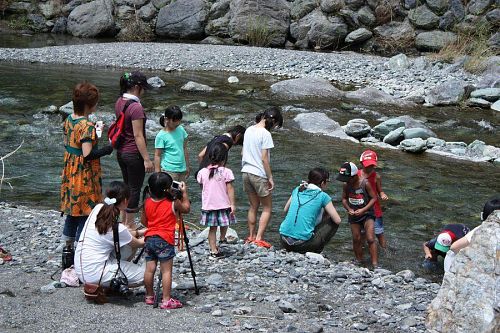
[196,143,236,258]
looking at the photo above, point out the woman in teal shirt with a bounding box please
[279,168,342,253]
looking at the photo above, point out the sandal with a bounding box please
[219,238,228,245]
[253,240,272,249]
[244,236,255,244]
[160,298,183,309]
[0,247,12,261]
[145,295,155,305]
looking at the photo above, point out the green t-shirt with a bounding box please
[154,126,188,172]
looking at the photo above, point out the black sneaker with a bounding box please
[209,251,224,259]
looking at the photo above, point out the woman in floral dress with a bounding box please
[60,82,112,248]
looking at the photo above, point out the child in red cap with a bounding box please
[358,150,389,250]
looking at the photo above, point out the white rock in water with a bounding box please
[227,76,239,84]
[199,101,208,108]
[491,100,500,112]
[147,76,165,88]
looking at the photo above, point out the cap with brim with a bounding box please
[336,162,358,182]
[434,242,450,253]
[129,71,153,90]
[361,159,377,167]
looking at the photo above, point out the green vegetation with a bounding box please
[6,16,32,31]
[431,22,494,74]
[117,11,154,42]
[246,17,276,47]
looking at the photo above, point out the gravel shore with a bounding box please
[0,202,439,332]
[0,42,477,100]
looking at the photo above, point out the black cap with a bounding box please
[335,162,358,182]
[124,71,153,90]
[481,197,500,221]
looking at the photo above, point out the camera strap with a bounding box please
[112,221,127,281]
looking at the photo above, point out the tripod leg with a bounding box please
[153,270,162,308]
[180,216,199,295]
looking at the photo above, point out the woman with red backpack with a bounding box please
[114,72,154,228]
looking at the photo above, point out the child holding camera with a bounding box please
[154,105,190,181]
[142,172,190,309]
[196,143,236,258]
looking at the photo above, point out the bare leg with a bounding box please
[364,219,378,266]
[377,233,387,249]
[208,226,218,253]
[160,259,174,301]
[246,192,260,241]
[255,194,272,241]
[219,226,228,242]
[144,260,157,297]
[350,223,364,262]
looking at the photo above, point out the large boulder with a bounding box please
[291,0,317,19]
[67,0,116,38]
[403,128,435,140]
[320,0,344,14]
[415,31,458,51]
[408,5,440,29]
[426,212,500,332]
[270,77,344,99]
[228,0,290,47]
[426,0,449,14]
[439,0,465,29]
[470,88,500,102]
[345,28,372,43]
[373,118,406,139]
[205,13,231,37]
[290,9,348,49]
[294,112,357,142]
[399,138,427,153]
[467,0,493,15]
[383,126,405,145]
[372,19,416,52]
[357,6,376,26]
[342,118,371,138]
[425,79,468,105]
[345,87,414,107]
[156,0,209,39]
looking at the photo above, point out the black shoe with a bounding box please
[209,251,224,259]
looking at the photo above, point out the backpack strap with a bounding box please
[120,99,136,116]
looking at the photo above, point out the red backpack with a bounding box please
[108,100,136,149]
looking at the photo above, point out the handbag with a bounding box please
[83,282,107,304]
[79,207,108,304]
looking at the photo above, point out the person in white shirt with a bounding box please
[241,107,283,248]
[75,181,147,287]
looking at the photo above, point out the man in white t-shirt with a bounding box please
[241,107,283,249]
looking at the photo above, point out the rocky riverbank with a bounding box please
[0,41,498,107]
[0,202,439,332]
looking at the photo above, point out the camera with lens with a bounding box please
[109,275,129,294]
[171,181,183,200]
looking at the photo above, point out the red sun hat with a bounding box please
[360,150,378,167]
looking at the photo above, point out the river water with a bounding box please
[0,39,499,278]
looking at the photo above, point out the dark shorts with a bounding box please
[145,236,176,262]
[348,214,375,225]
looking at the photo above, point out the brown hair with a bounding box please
[95,181,130,235]
[72,81,99,116]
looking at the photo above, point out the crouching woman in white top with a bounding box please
[75,181,146,287]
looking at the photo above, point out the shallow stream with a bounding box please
[0,38,498,278]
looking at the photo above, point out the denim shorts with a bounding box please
[145,236,176,262]
[374,217,384,235]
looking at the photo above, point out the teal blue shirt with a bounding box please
[155,126,188,172]
[279,186,332,241]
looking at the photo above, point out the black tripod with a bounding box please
[153,213,199,308]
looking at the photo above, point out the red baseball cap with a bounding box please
[360,150,378,167]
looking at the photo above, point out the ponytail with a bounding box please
[159,115,165,127]
[255,106,283,130]
[95,181,130,235]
